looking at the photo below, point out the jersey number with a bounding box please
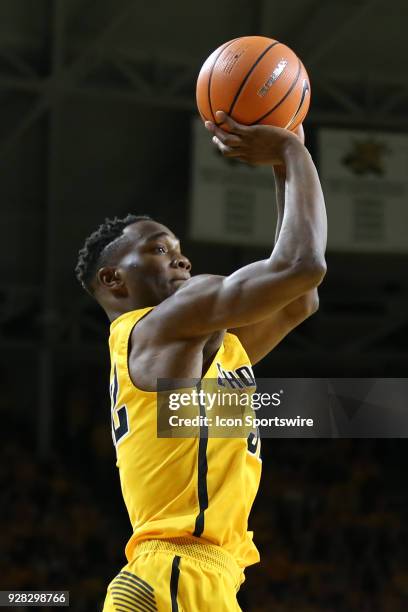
[110,365,130,447]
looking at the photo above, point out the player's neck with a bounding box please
[106,301,152,323]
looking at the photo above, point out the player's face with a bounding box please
[119,221,192,305]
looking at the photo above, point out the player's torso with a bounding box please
[108,308,262,569]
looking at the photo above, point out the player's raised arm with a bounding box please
[148,113,327,340]
[226,123,323,364]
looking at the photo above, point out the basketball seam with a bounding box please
[227,41,280,120]
[207,38,241,123]
[249,58,302,125]
[285,78,310,130]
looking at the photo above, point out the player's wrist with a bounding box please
[272,163,286,177]
[280,133,305,159]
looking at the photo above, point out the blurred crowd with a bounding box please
[241,439,408,612]
[1,383,408,611]
[0,377,127,612]
[0,441,125,611]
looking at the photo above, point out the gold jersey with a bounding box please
[108,307,262,570]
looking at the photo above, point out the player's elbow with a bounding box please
[294,257,326,291]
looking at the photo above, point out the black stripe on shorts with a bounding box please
[111,572,157,612]
[170,555,181,612]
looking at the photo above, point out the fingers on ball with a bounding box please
[212,136,241,157]
[215,111,248,136]
[213,128,241,147]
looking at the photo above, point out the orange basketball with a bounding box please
[196,35,310,131]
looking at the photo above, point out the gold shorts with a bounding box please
[102,537,244,612]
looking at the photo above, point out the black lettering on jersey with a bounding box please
[110,365,130,447]
[216,362,256,389]
[112,405,129,445]
[247,428,261,457]
[111,365,119,408]
[236,365,256,387]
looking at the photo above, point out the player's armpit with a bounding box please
[228,290,319,365]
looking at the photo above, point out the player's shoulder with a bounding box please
[135,274,225,344]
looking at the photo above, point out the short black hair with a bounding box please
[75,213,152,294]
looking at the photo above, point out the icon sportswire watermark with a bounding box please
[156,378,408,438]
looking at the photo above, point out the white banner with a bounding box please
[189,118,277,247]
[318,128,408,252]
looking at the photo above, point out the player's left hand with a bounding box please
[205,110,302,166]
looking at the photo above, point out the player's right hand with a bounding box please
[205,111,303,166]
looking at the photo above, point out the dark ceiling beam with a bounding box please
[0,0,139,161]
[305,0,382,67]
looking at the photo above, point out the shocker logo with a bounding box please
[342,139,389,176]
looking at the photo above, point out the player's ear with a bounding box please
[97,266,127,295]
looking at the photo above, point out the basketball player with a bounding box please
[75,111,327,612]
